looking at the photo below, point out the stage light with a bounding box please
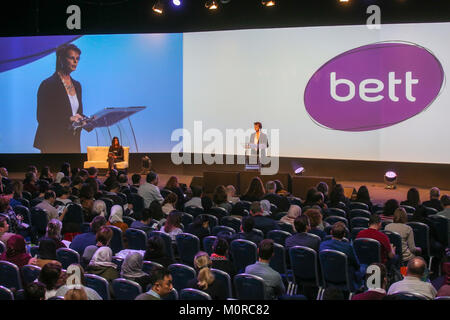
[152,0,164,14]
[205,0,218,10]
[262,0,276,7]
[173,0,181,6]
[294,166,305,176]
[339,0,350,3]
[384,171,397,189]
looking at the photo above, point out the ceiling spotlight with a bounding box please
[205,0,218,10]
[294,166,305,176]
[384,171,397,189]
[220,0,231,3]
[262,0,275,6]
[152,0,164,14]
[339,0,350,3]
[173,0,181,6]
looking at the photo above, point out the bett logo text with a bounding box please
[304,41,444,131]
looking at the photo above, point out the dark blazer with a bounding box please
[252,215,279,236]
[285,232,321,252]
[249,132,268,156]
[34,72,84,153]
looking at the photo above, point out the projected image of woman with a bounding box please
[33,44,85,153]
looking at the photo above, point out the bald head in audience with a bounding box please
[406,256,427,279]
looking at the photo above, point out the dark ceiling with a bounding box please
[1,0,449,36]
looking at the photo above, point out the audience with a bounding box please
[138,172,164,208]
[353,185,373,212]
[130,208,157,235]
[285,215,321,252]
[401,187,421,209]
[82,226,113,266]
[161,192,178,215]
[381,199,399,222]
[161,211,183,241]
[230,216,264,246]
[210,237,236,279]
[280,205,301,229]
[226,185,240,204]
[185,214,210,244]
[30,239,61,268]
[38,262,64,300]
[86,246,119,283]
[263,180,283,209]
[24,282,46,300]
[423,187,443,212]
[107,205,128,233]
[70,215,106,256]
[437,195,450,246]
[40,219,66,249]
[36,190,65,221]
[121,252,151,292]
[0,234,32,268]
[64,288,88,300]
[352,263,388,300]
[213,185,232,213]
[0,214,14,244]
[249,201,278,236]
[240,177,265,202]
[184,186,203,209]
[245,239,285,300]
[304,208,327,239]
[164,176,185,211]
[55,264,102,300]
[144,236,175,267]
[135,266,173,300]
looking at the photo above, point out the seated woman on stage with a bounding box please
[107,137,124,171]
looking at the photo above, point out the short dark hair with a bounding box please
[258,239,274,260]
[79,169,88,178]
[250,201,262,215]
[90,215,107,234]
[146,172,158,183]
[212,237,229,256]
[72,176,83,186]
[331,222,346,239]
[149,266,171,285]
[44,190,56,200]
[294,215,309,233]
[191,186,203,197]
[254,122,262,129]
[383,199,399,216]
[441,195,450,207]
[368,214,381,226]
[60,177,71,185]
[242,216,254,233]
[141,208,152,222]
[108,181,120,191]
[24,282,46,300]
[131,174,141,184]
[61,186,71,196]
[87,167,98,176]
[145,236,166,260]
[38,262,62,290]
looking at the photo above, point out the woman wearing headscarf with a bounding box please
[0,234,32,268]
[107,204,128,233]
[30,239,61,268]
[280,205,302,230]
[54,172,65,185]
[92,200,107,217]
[121,252,151,291]
[86,246,119,283]
[260,200,272,217]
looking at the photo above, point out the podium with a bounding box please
[75,106,146,152]
[244,143,268,171]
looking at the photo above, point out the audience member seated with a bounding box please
[38,262,65,300]
[302,187,318,208]
[401,187,421,210]
[56,186,72,206]
[280,204,301,229]
[210,237,236,279]
[437,195,450,246]
[86,246,119,283]
[39,166,54,184]
[263,180,284,209]
[161,211,183,241]
[70,215,107,255]
[381,199,399,222]
[411,206,444,258]
[131,173,141,192]
[30,239,61,268]
[138,172,164,208]
[23,171,39,196]
[161,192,177,215]
[36,190,66,221]
[165,176,185,211]
[144,236,175,267]
[130,208,158,235]
[64,288,88,300]
[149,200,165,222]
[55,264,102,300]
[423,187,443,212]
[202,196,214,212]
[319,222,364,291]
[387,256,437,299]
[352,263,388,300]
[245,239,285,300]
[121,252,151,292]
[322,287,345,300]
[285,215,321,252]
[260,200,272,217]
[82,226,113,266]
[436,259,450,297]
[231,216,264,246]
[184,186,203,209]
[53,176,71,198]
[135,266,173,300]
[0,214,14,245]
[226,185,240,205]
[304,209,327,240]
[39,219,66,249]
[0,234,32,268]
[24,282,46,300]
[316,182,329,203]
[274,180,289,197]
[356,214,396,266]
[92,199,107,218]
[328,184,350,210]
[118,173,130,193]
[249,201,278,236]
[107,205,128,234]
[353,185,373,212]
[385,208,421,263]
[185,214,210,244]
[213,185,232,213]
[240,177,265,202]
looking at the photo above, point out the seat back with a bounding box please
[203,236,218,256]
[400,205,416,214]
[112,278,142,300]
[230,239,257,273]
[129,193,145,218]
[107,225,124,254]
[203,214,219,229]
[125,228,147,250]
[184,206,204,218]
[181,213,194,228]
[406,222,431,256]
[0,261,22,291]
[212,225,235,236]
[234,273,266,300]
[13,205,32,227]
[350,227,366,241]
[21,265,41,285]
[85,273,111,300]
[142,261,163,274]
[348,209,371,220]
[148,231,174,260]
[269,243,287,275]
[324,216,348,227]
[56,248,81,269]
[162,288,179,300]
[423,206,438,215]
[0,241,4,254]
[381,230,402,258]
[289,246,320,287]
[123,216,135,227]
[277,221,295,234]
[175,233,200,267]
[0,286,14,300]
[349,202,369,211]
[354,238,381,265]
[168,263,196,292]
[350,217,370,230]
[427,215,448,247]
[388,291,430,300]
[180,288,211,300]
[211,268,232,299]
[220,216,241,233]
[274,211,287,221]
[209,207,229,220]
[319,250,351,292]
[267,230,291,246]
[326,208,346,218]
[30,207,48,237]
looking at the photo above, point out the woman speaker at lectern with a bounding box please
[34,44,86,153]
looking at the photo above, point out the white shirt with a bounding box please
[68,93,79,116]
[387,276,437,299]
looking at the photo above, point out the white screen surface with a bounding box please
[183,23,450,164]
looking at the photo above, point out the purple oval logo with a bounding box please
[304,42,444,131]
